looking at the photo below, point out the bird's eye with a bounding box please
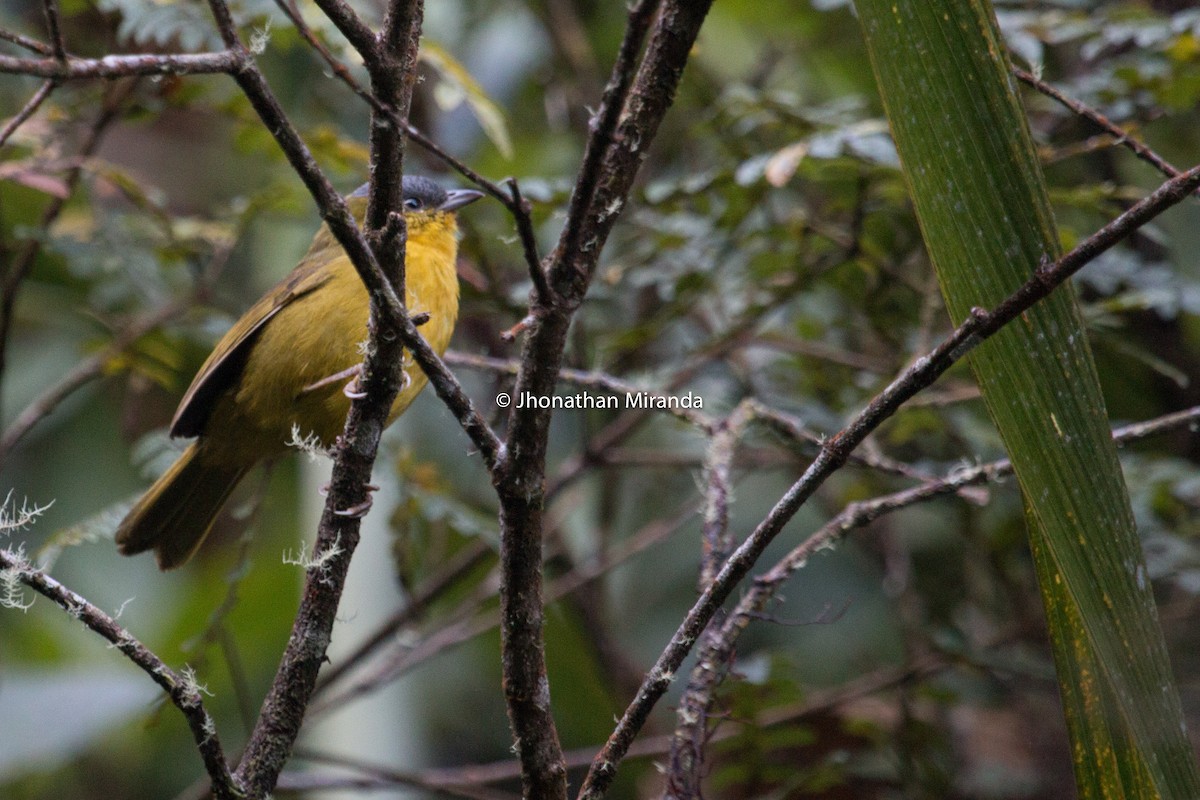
[403,197,422,210]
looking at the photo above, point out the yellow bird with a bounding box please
[117,176,483,569]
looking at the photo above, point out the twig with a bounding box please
[310,0,377,61]
[576,158,1200,800]
[276,772,514,800]
[0,78,56,148]
[40,0,66,61]
[554,0,661,298]
[1014,67,1195,192]
[498,7,721,767]
[697,402,752,588]
[0,27,54,55]
[745,400,934,482]
[0,50,244,78]
[499,14,720,772]
[667,399,752,797]
[505,176,551,305]
[0,549,239,797]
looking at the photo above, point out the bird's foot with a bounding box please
[333,484,380,518]
[333,498,373,518]
[299,364,363,398]
[343,375,368,400]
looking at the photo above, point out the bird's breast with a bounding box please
[206,233,460,460]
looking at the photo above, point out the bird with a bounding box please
[116,176,483,569]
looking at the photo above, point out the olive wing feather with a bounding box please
[170,257,333,438]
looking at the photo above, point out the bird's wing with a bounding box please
[170,255,334,438]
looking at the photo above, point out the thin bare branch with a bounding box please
[505,176,551,305]
[291,749,521,800]
[310,0,378,61]
[555,0,661,298]
[1015,67,1195,192]
[0,79,55,148]
[0,27,54,55]
[0,50,244,78]
[0,549,239,797]
[312,540,493,694]
[39,0,66,61]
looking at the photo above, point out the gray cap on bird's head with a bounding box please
[349,176,484,212]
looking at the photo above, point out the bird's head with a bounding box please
[348,176,484,239]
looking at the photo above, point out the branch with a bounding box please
[311,540,493,694]
[310,0,377,61]
[40,0,66,61]
[554,0,661,300]
[0,78,56,148]
[0,26,54,55]
[504,176,551,307]
[290,749,521,800]
[1014,67,1196,192]
[696,403,752,588]
[0,549,239,797]
[490,9,714,775]
[0,50,244,78]
[576,159,1200,800]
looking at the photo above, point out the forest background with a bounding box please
[3,0,1200,798]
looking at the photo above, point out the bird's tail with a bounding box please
[116,443,248,570]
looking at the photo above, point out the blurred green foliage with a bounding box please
[1,0,1200,798]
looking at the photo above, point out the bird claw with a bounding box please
[300,364,363,398]
[343,377,368,399]
[333,498,373,518]
[325,483,379,517]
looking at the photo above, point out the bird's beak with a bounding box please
[440,189,486,212]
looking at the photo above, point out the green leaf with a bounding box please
[855,0,1200,796]
[421,41,514,159]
